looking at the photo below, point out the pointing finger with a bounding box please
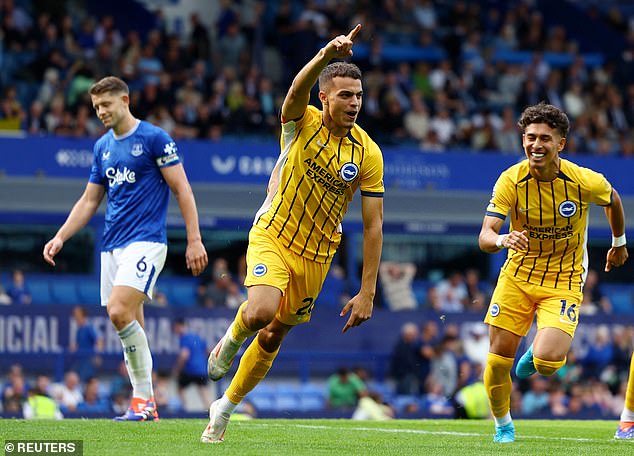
[347,24,361,41]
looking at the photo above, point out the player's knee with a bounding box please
[533,356,565,376]
[107,301,134,331]
[243,304,276,330]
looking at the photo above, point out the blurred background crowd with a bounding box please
[0,0,632,154]
[1,0,634,420]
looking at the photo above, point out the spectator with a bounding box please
[50,371,83,414]
[390,322,423,394]
[197,258,245,308]
[429,334,459,397]
[379,261,417,310]
[462,323,489,369]
[582,325,614,380]
[172,318,210,409]
[434,271,468,313]
[77,377,110,414]
[23,385,63,420]
[351,391,394,420]
[580,269,612,315]
[0,281,11,305]
[7,269,31,305]
[464,268,488,311]
[327,367,367,410]
[521,376,550,415]
[2,364,28,413]
[69,305,103,381]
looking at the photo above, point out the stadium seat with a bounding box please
[392,395,421,414]
[77,281,101,305]
[275,394,301,411]
[166,281,197,307]
[250,392,275,411]
[50,280,80,305]
[299,393,325,411]
[28,280,53,305]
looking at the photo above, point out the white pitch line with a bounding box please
[245,422,602,442]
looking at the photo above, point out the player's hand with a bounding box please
[340,291,373,333]
[500,230,529,252]
[43,237,64,267]
[186,240,208,276]
[324,24,361,60]
[605,245,628,272]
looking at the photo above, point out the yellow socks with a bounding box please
[231,301,257,342]
[625,353,634,414]
[534,355,566,377]
[225,337,279,404]
[484,352,514,419]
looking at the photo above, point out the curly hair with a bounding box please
[518,102,570,138]
[318,62,362,92]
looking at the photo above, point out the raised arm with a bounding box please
[281,24,361,122]
[604,188,628,272]
[160,163,208,276]
[43,183,105,266]
[341,194,383,333]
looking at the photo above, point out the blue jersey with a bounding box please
[89,120,180,251]
[179,332,208,377]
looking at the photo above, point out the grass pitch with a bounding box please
[2,418,634,455]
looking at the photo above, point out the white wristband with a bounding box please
[612,234,627,247]
[496,234,507,249]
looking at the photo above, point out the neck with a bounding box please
[322,113,350,138]
[530,157,561,181]
[113,114,137,136]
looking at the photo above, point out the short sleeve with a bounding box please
[360,141,384,197]
[485,172,514,220]
[151,129,180,168]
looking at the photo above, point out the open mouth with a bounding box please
[345,111,357,120]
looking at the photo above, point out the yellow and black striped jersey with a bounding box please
[486,158,613,291]
[254,105,384,263]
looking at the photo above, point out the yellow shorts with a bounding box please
[244,225,331,326]
[484,271,582,337]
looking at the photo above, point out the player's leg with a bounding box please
[485,326,520,443]
[209,286,281,380]
[615,352,634,439]
[109,285,157,420]
[108,242,166,421]
[202,318,291,443]
[483,273,534,443]
[522,288,579,378]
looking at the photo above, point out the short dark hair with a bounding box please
[89,76,129,96]
[318,62,362,92]
[518,102,570,138]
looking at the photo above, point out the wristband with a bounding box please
[612,234,627,247]
[496,234,507,249]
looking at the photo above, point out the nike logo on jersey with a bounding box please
[519,207,530,213]
[316,140,330,149]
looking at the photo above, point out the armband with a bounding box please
[612,234,627,247]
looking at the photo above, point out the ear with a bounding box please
[318,90,328,106]
[559,136,566,152]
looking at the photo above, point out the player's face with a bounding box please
[522,123,566,172]
[91,92,128,129]
[321,77,362,135]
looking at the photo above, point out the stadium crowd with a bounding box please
[0,0,632,155]
[2,0,634,422]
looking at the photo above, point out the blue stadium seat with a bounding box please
[166,281,197,307]
[299,394,325,411]
[28,280,53,305]
[275,394,301,411]
[392,395,421,414]
[50,280,80,305]
[77,281,101,305]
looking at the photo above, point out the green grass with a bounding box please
[2,419,634,455]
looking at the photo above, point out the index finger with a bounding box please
[342,321,352,333]
[347,24,361,41]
